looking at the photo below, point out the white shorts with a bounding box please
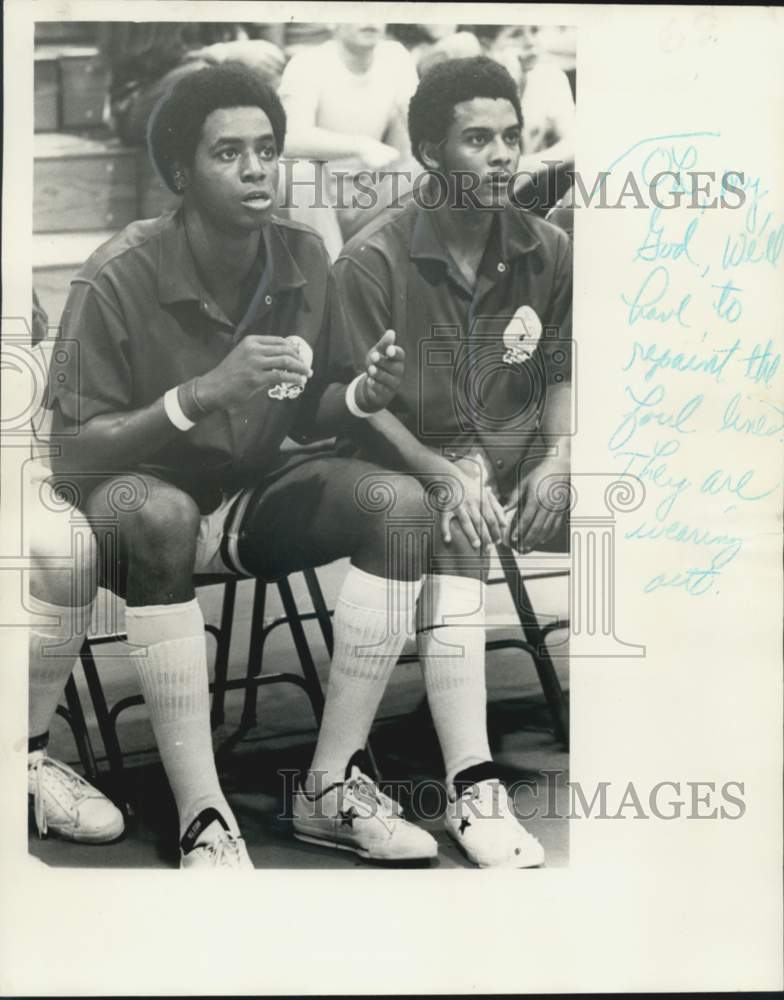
[194,489,256,577]
[29,460,256,579]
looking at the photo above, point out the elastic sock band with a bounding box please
[28,731,49,753]
[28,592,92,638]
[341,565,422,608]
[452,761,502,796]
[125,598,204,647]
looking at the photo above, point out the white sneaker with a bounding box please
[293,755,438,862]
[445,775,545,869]
[28,749,125,844]
[179,808,254,870]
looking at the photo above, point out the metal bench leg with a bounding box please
[496,544,569,747]
[303,567,334,656]
[276,577,325,723]
[210,579,237,728]
[78,640,128,794]
[62,675,99,782]
[240,580,268,729]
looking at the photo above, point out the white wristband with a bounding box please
[345,374,373,419]
[163,387,196,431]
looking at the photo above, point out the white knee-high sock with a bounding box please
[417,574,492,788]
[308,566,423,792]
[28,593,93,741]
[125,599,237,839]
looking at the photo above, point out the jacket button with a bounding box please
[264,294,273,305]
[495,458,505,469]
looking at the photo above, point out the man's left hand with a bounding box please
[356,330,406,413]
[504,456,570,553]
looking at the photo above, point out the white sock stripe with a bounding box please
[339,565,423,611]
[27,593,93,639]
[126,598,204,647]
[416,575,491,780]
[131,639,210,720]
[418,575,486,633]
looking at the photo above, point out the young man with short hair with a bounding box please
[326,56,573,867]
[47,63,452,868]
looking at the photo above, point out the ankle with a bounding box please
[28,731,49,754]
[302,767,345,797]
[179,798,238,842]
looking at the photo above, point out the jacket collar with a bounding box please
[157,211,307,306]
[409,196,541,270]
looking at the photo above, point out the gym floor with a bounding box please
[28,559,570,870]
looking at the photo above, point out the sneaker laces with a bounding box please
[344,771,404,819]
[193,829,247,868]
[29,754,91,839]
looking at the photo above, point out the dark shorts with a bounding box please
[230,453,402,581]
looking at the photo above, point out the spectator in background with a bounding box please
[469,24,575,213]
[278,23,419,259]
[387,23,481,77]
[97,22,285,146]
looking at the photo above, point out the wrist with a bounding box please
[345,374,373,418]
[164,387,196,432]
[190,374,220,413]
[176,378,213,424]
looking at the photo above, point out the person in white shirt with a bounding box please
[278,23,420,257]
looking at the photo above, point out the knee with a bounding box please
[434,522,491,579]
[29,485,98,604]
[354,473,434,574]
[87,475,200,561]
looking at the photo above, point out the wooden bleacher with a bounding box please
[33,25,179,327]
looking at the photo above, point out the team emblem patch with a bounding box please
[268,335,314,400]
[502,305,542,366]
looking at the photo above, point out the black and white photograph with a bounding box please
[26,15,575,872]
[1,2,781,995]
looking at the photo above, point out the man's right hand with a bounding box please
[195,335,313,412]
[433,453,509,550]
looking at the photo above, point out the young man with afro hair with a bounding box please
[324,55,573,868]
[45,62,461,869]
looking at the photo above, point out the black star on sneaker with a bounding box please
[459,817,471,834]
[339,807,358,828]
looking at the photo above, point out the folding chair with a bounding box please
[487,543,570,747]
[71,569,334,799]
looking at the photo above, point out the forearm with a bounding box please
[51,392,186,475]
[293,380,361,441]
[382,110,410,162]
[354,408,453,478]
[539,382,572,459]
[283,125,365,161]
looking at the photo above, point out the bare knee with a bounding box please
[432,521,490,580]
[86,474,200,574]
[350,472,433,579]
[29,484,97,605]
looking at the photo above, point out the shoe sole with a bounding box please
[32,823,126,846]
[294,831,437,862]
[445,828,545,868]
